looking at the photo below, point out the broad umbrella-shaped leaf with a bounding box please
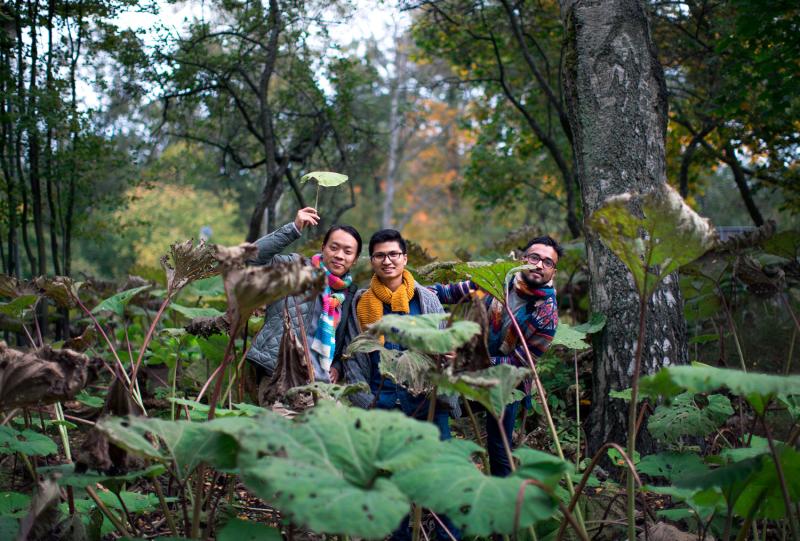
[637,452,707,482]
[365,313,480,354]
[236,403,442,538]
[588,184,717,298]
[0,295,38,319]
[0,426,57,456]
[639,363,800,415]
[97,416,254,480]
[394,439,565,535]
[647,393,733,443]
[434,364,530,418]
[300,171,349,187]
[92,285,151,318]
[551,323,591,350]
[0,492,31,518]
[378,350,436,396]
[161,239,219,295]
[453,261,522,303]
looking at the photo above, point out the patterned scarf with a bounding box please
[309,254,353,371]
[356,270,416,333]
[486,274,556,355]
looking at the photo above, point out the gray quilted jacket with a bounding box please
[245,222,357,380]
[335,286,462,417]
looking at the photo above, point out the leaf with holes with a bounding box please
[0,427,57,456]
[647,393,733,443]
[92,285,151,318]
[394,439,564,535]
[236,403,442,538]
[588,184,717,297]
[161,239,219,295]
[365,313,480,355]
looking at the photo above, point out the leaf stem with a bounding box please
[153,478,179,537]
[762,414,799,540]
[626,293,647,541]
[85,485,130,536]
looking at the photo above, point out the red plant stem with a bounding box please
[130,295,173,384]
[762,415,799,540]
[207,335,237,420]
[71,293,131,388]
[515,479,588,541]
[555,442,643,541]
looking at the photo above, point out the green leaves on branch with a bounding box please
[588,184,717,297]
[647,393,733,444]
[639,363,800,415]
[552,313,606,350]
[453,261,528,302]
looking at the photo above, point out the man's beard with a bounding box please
[520,270,548,288]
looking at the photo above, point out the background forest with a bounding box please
[0,0,799,540]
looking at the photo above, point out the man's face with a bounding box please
[370,241,407,283]
[520,244,558,287]
[321,230,359,277]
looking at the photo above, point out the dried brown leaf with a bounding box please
[161,239,220,294]
[0,342,98,409]
[63,326,97,352]
[450,293,492,372]
[185,314,230,338]
[215,244,324,334]
[32,276,80,308]
[259,311,313,408]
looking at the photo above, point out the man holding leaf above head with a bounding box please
[430,236,562,477]
[245,206,362,390]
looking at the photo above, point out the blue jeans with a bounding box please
[486,401,521,477]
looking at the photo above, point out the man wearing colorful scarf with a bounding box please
[245,207,363,392]
[430,236,562,477]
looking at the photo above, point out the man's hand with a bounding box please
[329,367,340,384]
[443,351,457,364]
[294,207,320,231]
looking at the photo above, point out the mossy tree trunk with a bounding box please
[559,0,688,455]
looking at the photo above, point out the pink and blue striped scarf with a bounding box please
[309,254,352,371]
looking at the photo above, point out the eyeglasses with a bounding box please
[522,252,556,270]
[371,251,405,262]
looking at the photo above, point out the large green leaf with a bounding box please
[97,416,252,479]
[434,364,530,418]
[0,426,57,456]
[300,171,349,187]
[42,464,166,488]
[453,261,521,302]
[639,363,800,415]
[168,303,225,319]
[0,492,31,518]
[365,313,480,354]
[236,403,442,538]
[637,452,707,482]
[91,285,151,317]
[378,350,436,396]
[394,439,564,535]
[647,393,733,443]
[0,295,38,318]
[217,518,282,541]
[551,323,590,350]
[588,184,717,297]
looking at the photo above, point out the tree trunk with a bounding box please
[44,0,60,276]
[27,0,46,278]
[724,144,764,227]
[560,0,688,455]
[381,29,406,229]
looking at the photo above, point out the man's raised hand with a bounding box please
[294,207,320,231]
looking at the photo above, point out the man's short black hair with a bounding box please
[368,229,407,255]
[523,235,564,258]
[323,225,363,257]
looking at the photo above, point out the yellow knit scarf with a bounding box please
[356,270,416,331]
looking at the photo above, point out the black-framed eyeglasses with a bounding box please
[371,251,405,262]
[522,252,556,270]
